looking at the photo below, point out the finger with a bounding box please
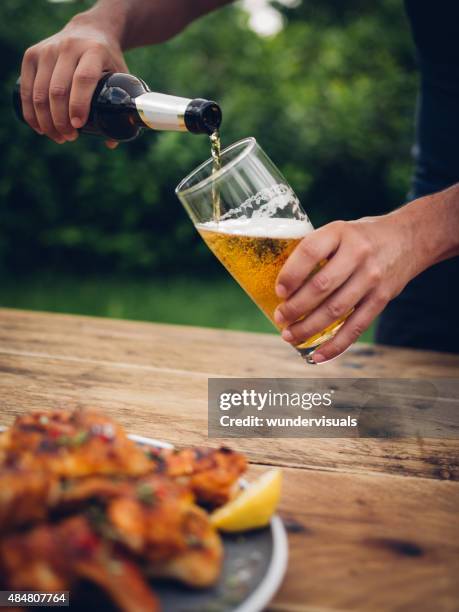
[69,50,103,129]
[309,292,388,364]
[274,240,357,326]
[281,268,370,346]
[49,53,80,141]
[276,223,342,299]
[20,47,41,133]
[105,140,119,149]
[114,54,129,74]
[33,49,65,143]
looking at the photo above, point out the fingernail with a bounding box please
[71,117,83,128]
[312,352,325,363]
[282,329,294,342]
[274,309,285,326]
[276,284,288,298]
[35,129,44,135]
[66,132,78,142]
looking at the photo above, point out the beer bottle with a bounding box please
[13,72,222,141]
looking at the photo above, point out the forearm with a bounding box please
[390,183,459,277]
[74,0,232,50]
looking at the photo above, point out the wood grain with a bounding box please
[0,308,458,611]
[0,350,457,482]
[1,308,458,378]
[259,464,459,612]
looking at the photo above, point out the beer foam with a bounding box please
[197,216,313,239]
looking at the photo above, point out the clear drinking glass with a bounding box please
[176,137,348,363]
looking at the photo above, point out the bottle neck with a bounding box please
[134,92,222,135]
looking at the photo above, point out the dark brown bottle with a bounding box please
[13,72,222,142]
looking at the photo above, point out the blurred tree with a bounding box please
[0,0,417,276]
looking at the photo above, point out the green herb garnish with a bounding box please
[56,431,89,447]
[136,483,157,506]
[73,430,89,446]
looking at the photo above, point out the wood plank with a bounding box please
[1,308,458,378]
[0,352,457,481]
[250,464,459,612]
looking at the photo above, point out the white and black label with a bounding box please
[135,92,189,131]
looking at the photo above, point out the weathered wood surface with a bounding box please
[0,308,458,612]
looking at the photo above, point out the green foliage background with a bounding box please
[0,0,417,279]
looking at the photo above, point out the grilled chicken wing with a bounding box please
[0,410,152,477]
[105,475,223,587]
[0,515,159,612]
[148,446,247,507]
[31,473,223,587]
[0,468,60,532]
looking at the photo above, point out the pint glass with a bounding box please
[176,137,347,363]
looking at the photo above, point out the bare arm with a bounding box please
[83,0,233,49]
[20,0,232,144]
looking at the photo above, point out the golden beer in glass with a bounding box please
[176,138,347,362]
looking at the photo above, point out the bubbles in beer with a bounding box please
[210,130,222,222]
[197,217,312,322]
[197,216,348,354]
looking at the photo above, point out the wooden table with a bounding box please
[0,308,458,612]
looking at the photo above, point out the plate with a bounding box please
[0,428,288,612]
[130,434,288,612]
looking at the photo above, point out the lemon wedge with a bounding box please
[210,469,282,532]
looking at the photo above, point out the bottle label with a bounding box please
[135,92,189,131]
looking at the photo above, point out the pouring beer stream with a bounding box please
[210,131,222,222]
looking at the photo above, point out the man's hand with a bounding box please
[19,0,230,146]
[275,183,459,363]
[20,14,128,145]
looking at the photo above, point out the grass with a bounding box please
[0,274,375,342]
